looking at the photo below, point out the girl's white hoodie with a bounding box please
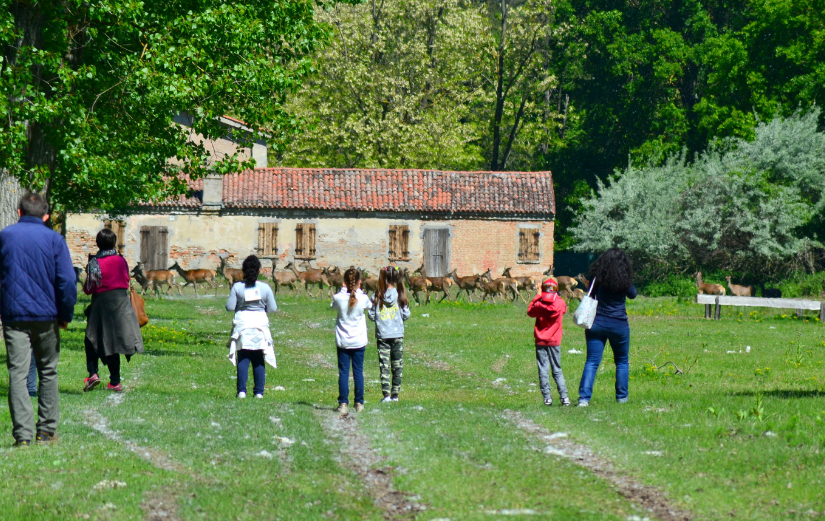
[331,288,373,348]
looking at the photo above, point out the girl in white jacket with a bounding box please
[330,267,372,414]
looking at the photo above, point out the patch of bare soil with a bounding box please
[315,408,426,520]
[503,410,692,521]
[491,355,510,373]
[140,491,181,521]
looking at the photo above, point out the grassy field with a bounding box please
[0,287,823,521]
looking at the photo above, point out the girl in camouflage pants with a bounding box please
[368,267,411,402]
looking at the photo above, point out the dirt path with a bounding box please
[503,410,692,521]
[315,408,427,520]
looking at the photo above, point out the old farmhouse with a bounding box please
[66,168,555,281]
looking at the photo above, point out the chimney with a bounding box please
[202,172,223,214]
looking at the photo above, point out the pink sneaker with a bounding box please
[83,374,100,392]
[107,383,123,392]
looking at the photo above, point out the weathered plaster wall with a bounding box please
[67,212,554,279]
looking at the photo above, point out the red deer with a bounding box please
[323,266,344,296]
[481,280,507,303]
[414,264,453,304]
[501,267,533,304]
[170,261,218,296]
[403,268,429,305]
[448,269,481,301]
[726,276,753,297]
[695,272,725,295]
[132,263,181,297]
[273,261,301,294]
[219,256,244,287]
[575,273,591,290]
[292,261,329,297]
[572,288,585,301]
[542,266,578,300]
[479,267,518,302]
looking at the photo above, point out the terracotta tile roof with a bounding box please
[165,178,203,208]
[221,168,554,215]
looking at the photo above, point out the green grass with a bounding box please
[1,288,824,520]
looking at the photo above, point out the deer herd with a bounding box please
[126,257,596,305]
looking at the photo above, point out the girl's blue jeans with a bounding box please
[337,346,365,405]
[237,349,266,395]
[578,322,630,403]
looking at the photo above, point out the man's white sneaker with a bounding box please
[237,392,247,399]
[254,394,263,399]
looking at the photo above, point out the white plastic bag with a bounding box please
[573,278,598,329]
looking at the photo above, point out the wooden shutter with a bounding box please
[140,226,168,271]
[258,223,278,257]
[306,223,316,257]
[401,227,410,259]
[423,228,449,277]
[518,229,528,261]
[388,226,398,260]
[529,230,540,261]
[295,224,304,257]
[104,220,126,254]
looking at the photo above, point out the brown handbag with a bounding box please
[130,288,149,327]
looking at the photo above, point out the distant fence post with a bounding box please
[820,302,825,323]
[714,296,721,320]
[705,303,712,319]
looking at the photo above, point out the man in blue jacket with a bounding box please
[0,193,77,446]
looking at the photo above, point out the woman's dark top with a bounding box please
[592,283,638,328]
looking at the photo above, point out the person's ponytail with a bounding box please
[344,267,361,311]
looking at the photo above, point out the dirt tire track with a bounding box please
[140,491,181,521]
[315,408,426,520]
[503,409,692,521]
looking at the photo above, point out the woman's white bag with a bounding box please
[573,278,598,329]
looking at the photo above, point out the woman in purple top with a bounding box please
[577,248,637,406]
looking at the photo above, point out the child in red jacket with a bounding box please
[527,277,570,406]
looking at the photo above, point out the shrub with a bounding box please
[641,274,698,298]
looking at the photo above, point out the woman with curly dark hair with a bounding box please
[577,248,637,407]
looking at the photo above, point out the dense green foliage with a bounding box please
[281,0,825,250]
[0,0,327,214]
[571,110,825,277]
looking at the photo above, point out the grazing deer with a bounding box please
[403,268,429,305]
[726,276,753,297]
[414,264,453,304]
[695,272,725,295]
[759,283,782,299]
[132,263,181,297]
[292,261,329,297]
[501,267,533,304]
[323,266,344,297]
[448,269,481,301]
[273,261,301,294]
[170,261,218,296]
[219,257,244,287]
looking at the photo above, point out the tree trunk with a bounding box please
[490,0,508,171]
[0,172,22,231]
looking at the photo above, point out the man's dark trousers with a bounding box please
[3,321,60,442]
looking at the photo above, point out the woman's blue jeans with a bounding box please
[337,347,365,405]
[578,322,630,402]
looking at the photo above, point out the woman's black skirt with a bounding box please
[85,289,144,358]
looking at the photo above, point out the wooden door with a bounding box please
[140,226,169,271]
[423,228,449,277]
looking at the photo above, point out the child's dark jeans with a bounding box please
[337,346,365,405]
[237,349,266,395]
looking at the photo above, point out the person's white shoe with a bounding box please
[380,396,393,403]
[577,401,589,407]
[254,393,263,399]
[237,392,247,399]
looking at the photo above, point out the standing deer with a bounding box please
[414,264,453,304]
[695,272,725,295]
[403,268,429,305]
[448,269,481,301]
[726,276,753,297]
[219,256,244,287]
[481,280,507,303]
[132,263,181,297]
[273,261,300,294]
[170,261,218,296]
[542,266,578,300]
[501,267,533,304]
[292,261,329,297]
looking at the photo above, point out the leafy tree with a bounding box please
[571,110,825,277]
[0,0,327,221]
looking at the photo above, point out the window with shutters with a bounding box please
[517,227,541,263]
[388,225,410,261]
[257,222,278,257]
[295,223,316,259]
[104,220,126,254]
